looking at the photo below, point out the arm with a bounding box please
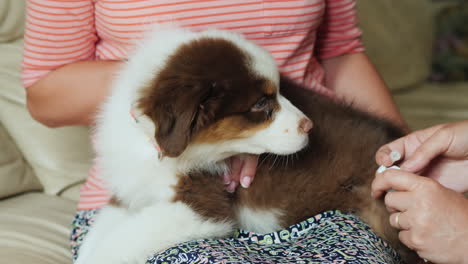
[317,0,407,129]
[322,52,407,128]
[22,0,116,127]
[27,60,123,127]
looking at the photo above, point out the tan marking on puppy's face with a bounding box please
[263,80,276,96]
[192,90,280,144]
[192,116,272,144]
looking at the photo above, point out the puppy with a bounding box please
[76,28,416,264]
[76,28,311,264]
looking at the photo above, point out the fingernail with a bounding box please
[227,182,237,193]
[240,176,252,188]
[390,151,401,162]
[223,171,231,185]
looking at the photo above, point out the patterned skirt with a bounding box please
[70,209,403,264]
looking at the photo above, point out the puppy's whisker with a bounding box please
[257,154,270,170]
[269,155,279,170]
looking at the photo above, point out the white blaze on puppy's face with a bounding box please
[245,94,311,155]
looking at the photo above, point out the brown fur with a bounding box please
[172,172,235,222]
[109,196,123,208]
[173,77,418,263]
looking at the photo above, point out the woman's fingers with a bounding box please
[239,154,259,188]
[375,124,446,169]
[225,154,259,192]
[401,122,468,172]
[225,156,242,192]
[376,143,405,167]
[371,169,428,198]
[384,191,413,213]
[400,127,453,172]
[389,211,411,230]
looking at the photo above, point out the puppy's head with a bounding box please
[137,34,311,160]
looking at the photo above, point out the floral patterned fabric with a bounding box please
[71,209,403,264]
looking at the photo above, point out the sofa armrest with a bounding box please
[0,0,26,43]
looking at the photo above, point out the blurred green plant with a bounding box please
[431,1,468,82]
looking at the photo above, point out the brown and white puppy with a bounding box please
[76,28,311,264]
[76,28,416,264]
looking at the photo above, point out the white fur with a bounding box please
[246,95,309,154]
[237,207,285,234]
[77,27,309,264]
[76,203,233,264]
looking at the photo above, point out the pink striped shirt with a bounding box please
[22,0,364,210]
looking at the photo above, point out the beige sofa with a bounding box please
[0,1,467,263]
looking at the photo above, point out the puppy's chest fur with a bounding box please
[172,78,418,263]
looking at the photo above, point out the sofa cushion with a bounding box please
[0,39,92,200]
[0,123,41,199]
[357,0,434,91]
[0,192,77,264]
[393,82,468,130]
[0,0,26,43]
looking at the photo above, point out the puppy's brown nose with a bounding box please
[299,118,313,134]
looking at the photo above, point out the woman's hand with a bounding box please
[224,154,259,193]
[372,169,468,264]
[375,121,468,193]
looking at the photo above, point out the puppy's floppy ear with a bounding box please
[138,79,215,157]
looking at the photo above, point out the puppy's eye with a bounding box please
[251,97,268,112]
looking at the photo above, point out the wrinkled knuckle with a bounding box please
[384,192,393,205]
[422,178,439,193]
[373,173,384,186]
[374,171,384,181]
[438,127,452,138]
[412,213,427,227]
[370,180,378,192]
[408,233,425,250]
[382,169,397,180]
[381,170,391,178]
[399,233,413,250]
[418,219,431,233]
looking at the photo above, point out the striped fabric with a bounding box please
[21,0,364,210]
